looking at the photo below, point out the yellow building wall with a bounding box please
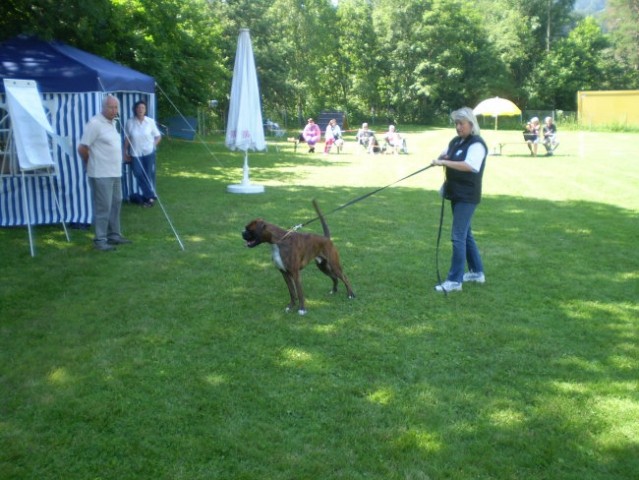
[578,90,639,127]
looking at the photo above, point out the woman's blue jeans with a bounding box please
[447,201,484,283]
[131,152,156,201]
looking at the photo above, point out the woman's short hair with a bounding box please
[451,107,480,136]
[133,100,147,115]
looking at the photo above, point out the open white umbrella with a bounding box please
[225,28,266,194]
[473,96,522,130]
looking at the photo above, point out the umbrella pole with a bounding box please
[227,150,265,193]
[242,151,250,185]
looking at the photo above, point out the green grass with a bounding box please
[1,129,638,479]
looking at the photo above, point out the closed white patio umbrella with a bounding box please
[225,28,266,194]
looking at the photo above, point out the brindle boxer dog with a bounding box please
[242,199,355,315]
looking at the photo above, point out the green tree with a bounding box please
[474,0,578,105]
[115,0,226,116]
[0,0,226,118]
[370,0,432,122]
[0,0,119,56]
[380,0,501,122]
[526,16,627,109]
[605,0,639,83]
[333,0,381,123]
[259,0,337,126]
[4,0,638,126]
[434,0,503,112]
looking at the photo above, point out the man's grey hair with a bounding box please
[451,107,480,136]
[102,94,120,108]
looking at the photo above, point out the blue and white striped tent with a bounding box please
[0,35,156,227]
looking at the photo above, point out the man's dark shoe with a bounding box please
[107,237,132,245]
[95,242,116,252]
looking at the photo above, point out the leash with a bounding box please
[435,190,447,296]
[291,164,435,230]
[286,162,449,292]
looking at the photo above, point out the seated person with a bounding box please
[356,122,376,151]
[382,125,403,154]
[302,118,321,153]
[324,118,343,154]
[524,117,540,157]
[542,116,559,155]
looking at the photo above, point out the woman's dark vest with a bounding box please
[444,135,487,204]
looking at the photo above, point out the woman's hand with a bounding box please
[432,153,449,166]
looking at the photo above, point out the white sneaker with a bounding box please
[435,281,462,293]
[463,272,485,284]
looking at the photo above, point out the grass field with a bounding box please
[1,128,638,479]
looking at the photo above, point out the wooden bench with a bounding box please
[287,136,301,152]
[491,133,536,155]
[491,142,523,155]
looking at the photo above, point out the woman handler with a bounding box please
[431,107,487,293]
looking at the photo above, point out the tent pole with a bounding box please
[104,79,185,251]
[123,127,185,251]
[49,171,70,242]
[21,172,35,257]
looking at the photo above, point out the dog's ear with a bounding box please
[245,219,261,230]
[255,220,275,242]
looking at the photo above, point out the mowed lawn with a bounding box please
[1,127,637,480]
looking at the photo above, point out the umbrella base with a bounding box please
[227,184,265,194]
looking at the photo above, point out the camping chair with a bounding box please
[357,130,376,152]
[381,134,408,154]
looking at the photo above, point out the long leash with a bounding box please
[435,191,447,295]
[286,162,448,293]
[291,164,436,230]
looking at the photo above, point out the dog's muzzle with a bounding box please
[242,229,260,248]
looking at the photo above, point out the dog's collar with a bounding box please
[279,225,301,242]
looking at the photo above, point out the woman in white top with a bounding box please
[383,125,402,154]
[124,100,161,207]
[323,118,342,154]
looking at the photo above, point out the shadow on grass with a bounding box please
[1,176,637,478]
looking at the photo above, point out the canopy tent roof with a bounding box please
[0,35,155,94]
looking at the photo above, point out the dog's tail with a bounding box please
[312,199,331,238]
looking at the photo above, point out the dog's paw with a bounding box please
[348,293,356,299]
[298,309,307,316]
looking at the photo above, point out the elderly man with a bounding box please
[78,95,131,251]
[356,122,376,152]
